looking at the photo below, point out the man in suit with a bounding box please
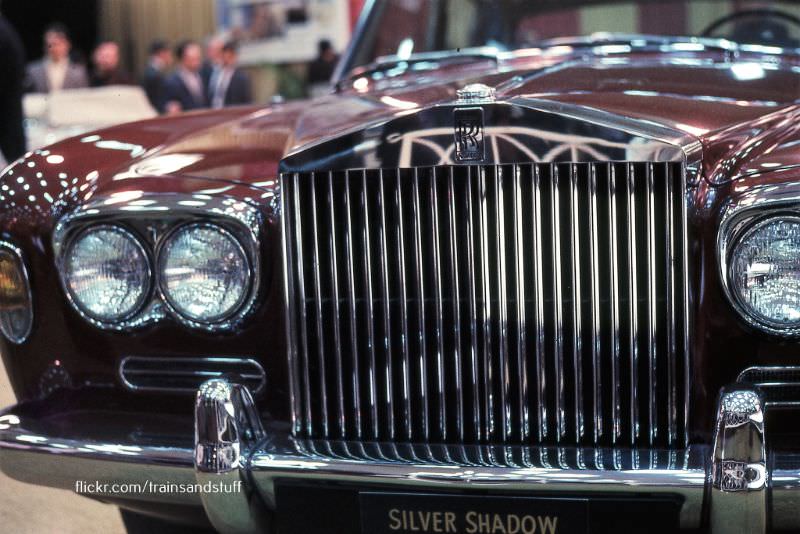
[90,41,133,87]
[0,14,25,163]
[142,39,172,113]
[208,40,252,108]
[164,40,207,115]
[26,23,88,93]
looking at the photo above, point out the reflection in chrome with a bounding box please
[710,387,767,533]
[391,125,631,168]
[282,162,690,448]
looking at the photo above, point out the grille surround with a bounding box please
[282,162,690,448]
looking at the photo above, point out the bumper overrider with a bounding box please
[0,380,795,533]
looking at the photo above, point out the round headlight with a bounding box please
[0,245,33,343]
[729,217,800,330]
[63,225,151,323]
[158,223,250,324]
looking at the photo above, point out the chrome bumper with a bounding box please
[0,380,796,533]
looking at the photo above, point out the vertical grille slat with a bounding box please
[394,170,413,441]
[645,163,658,446]
[343,173,363,439]
[607,164,622,445]
[587,163,602,445]
[411,169,430,441]
[625,163,640,446]
[284,162,690,449]
[448,167,465,441]
[549,165,566,442]
[309,174,329,437]
[512,165,530,442]
[377,171,395,440]
[327,172,347,439]
[360,170,380,440]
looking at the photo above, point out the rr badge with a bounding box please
[453,107,485,162]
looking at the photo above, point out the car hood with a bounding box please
[14,46,800,205]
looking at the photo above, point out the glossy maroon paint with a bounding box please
[2,45,800,444]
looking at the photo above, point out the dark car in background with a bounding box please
[2,0,800,532]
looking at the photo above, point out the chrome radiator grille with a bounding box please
[282,162,690,448]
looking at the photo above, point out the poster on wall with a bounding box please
[214,0,350,65]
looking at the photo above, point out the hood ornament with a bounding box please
[456,83,496,103]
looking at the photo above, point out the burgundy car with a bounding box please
[2,1,800,532]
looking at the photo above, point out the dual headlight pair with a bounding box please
[61,222,251,327]
[726,216,800,333]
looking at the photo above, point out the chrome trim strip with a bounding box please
[361,170,380,440]
[532,164,547,442]
[681,168,691,448]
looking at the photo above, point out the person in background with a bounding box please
[0,13,26,162]
[26,23,88,93]
[142,39,172,113]
[164,40,207,114]
[208,40,252,108]
[90,41,133,87]
[307,39,338,86]
[200,35,224,85]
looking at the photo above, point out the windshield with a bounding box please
[348,0,800,70]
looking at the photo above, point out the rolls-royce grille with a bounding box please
[281,162,690,448]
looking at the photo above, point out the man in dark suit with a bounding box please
[164,40,206,114]
[142,40,172,113]
[26,23,88,93]
[0,14,25,162]
[207,40,252,108]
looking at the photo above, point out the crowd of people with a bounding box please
[25,23,254,115]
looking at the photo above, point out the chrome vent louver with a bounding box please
[282,162,690,448]
[738,366,800,406]
[119,356,266,394]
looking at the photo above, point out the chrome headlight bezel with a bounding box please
[156,221,254,327]
[60,224,153,326]
[720,210,800,337]
[53,193,263,332]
